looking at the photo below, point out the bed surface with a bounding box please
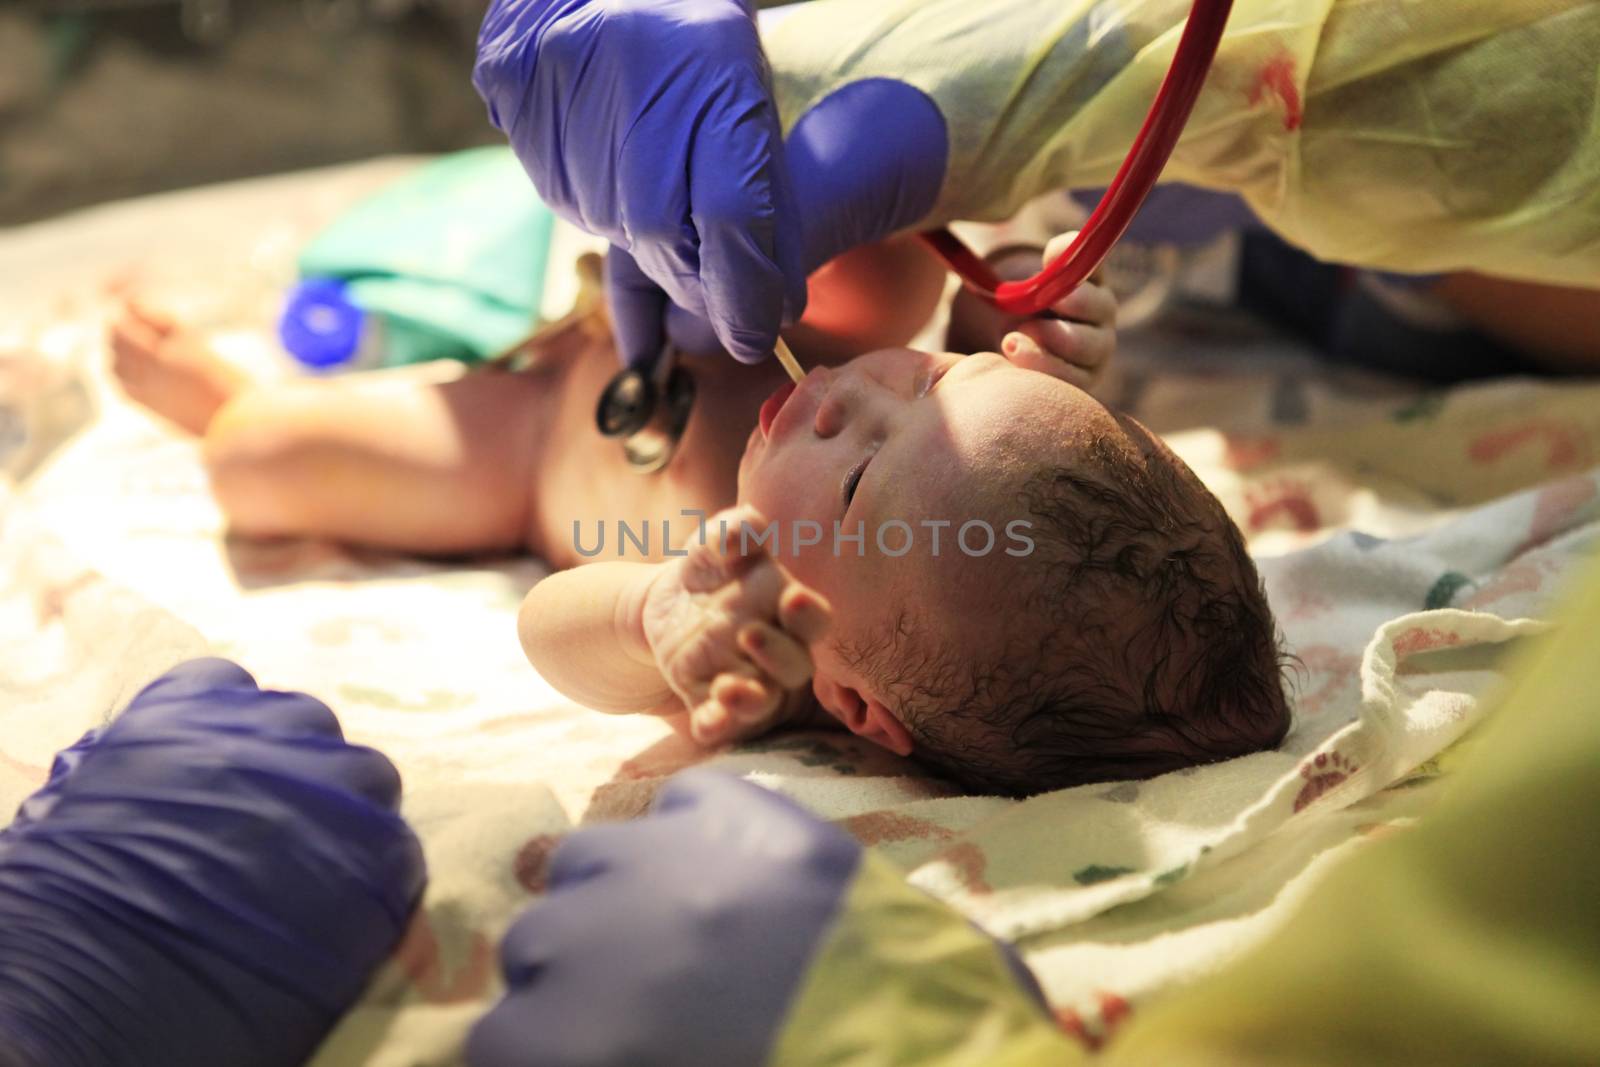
[3,160,1597,1061]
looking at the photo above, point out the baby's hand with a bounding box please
[946,230,1118,392]
[641,506,833,746]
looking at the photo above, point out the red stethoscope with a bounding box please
[919,0,1235,313]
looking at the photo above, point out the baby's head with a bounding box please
[738,347,1288,796]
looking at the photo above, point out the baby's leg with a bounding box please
[206,365,556,555]
[109,296,580,556]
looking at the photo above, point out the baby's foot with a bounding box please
[110,300,248,435]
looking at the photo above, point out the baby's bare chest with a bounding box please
[528,346,785,567]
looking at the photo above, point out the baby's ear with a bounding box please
[813,674,914,757]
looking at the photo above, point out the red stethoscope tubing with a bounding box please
[920,0,1235,315]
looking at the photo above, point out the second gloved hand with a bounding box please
[468,770,1066,1067]
[467,770,865,1067]
[0,658,426,1067]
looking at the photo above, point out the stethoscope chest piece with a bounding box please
[596,347,696,474]
[596,367,656,438]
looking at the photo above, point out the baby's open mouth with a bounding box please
[758,381,798,440]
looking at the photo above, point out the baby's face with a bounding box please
[736,347,1135,733]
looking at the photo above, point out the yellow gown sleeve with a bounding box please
[765,0,1600,286]
[769,848,1087,1067]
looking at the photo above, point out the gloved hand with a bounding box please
[468,770,1057,1067]
[473,0,948,367]
[607,76,951,361]
[473,0,804,367]
[0,659,426,1067]
[467,770,859,1066]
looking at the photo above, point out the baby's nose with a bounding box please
[812,363,898,439]
[813,377,869,438]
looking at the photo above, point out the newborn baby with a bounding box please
[113,231,1287,795]
[525,343,1288,794]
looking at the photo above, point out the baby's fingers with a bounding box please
[1040,232,1117,328]
[1014,317,1114,374]
[109,316,166,392]
[680,505,774,594]
[714,672,781,728]
[998,329,1100,391]
[110,316,159,362]
[737,622,813,690]
[688,699,733,745]
[691,673,781,744]
[777,585,832,645]
[1046,281,1117,329]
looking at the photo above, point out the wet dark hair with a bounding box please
[840,430,1290,797]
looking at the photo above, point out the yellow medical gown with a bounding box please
[766,0,1600,286]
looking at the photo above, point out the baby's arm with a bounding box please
[519,507,834,744]
[518,561,679,715]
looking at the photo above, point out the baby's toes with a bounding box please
[126,299,178,337]
[109,320,162,390]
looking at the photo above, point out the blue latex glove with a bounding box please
[473,0,948,367]
[474,0,805,367]
[468,769,1044,1066]
[0,659,426,1067]
[467,770,861,1066]
[604,76,951,361]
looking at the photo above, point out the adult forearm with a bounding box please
[518,563,679,714]
[1434,274,1600,373]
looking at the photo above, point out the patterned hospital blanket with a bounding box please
[3,162,1598,1060]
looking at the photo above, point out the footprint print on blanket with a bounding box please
[1293,751,1359,813]
[1463,558,1551,613]
[1515,474,1600,557]
[1290,645,1362,718]
[1221,432,1282,473]
[1391,626,1463,657]
[1055,991,1133,1051]
[1245,476,1322,535]
[1468,419,1593,475]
